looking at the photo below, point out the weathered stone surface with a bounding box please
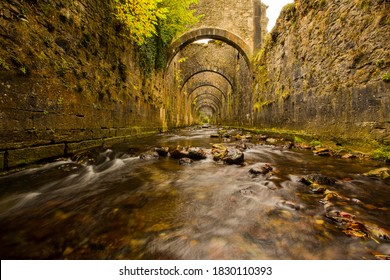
[7,144,65,168]
[0,151,5,171]
[253,0,390,144]
[66,140,103,155]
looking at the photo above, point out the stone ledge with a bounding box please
[7,144,66,168]
[66,139,104,154]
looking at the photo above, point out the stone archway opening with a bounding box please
[167,28,253,72]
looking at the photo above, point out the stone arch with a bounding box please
[198,104,217,113]
[187,84,227,100]
[181,67,234,90]
[192,92,223,108]
[196,100,220,113]
[167,28,252,70]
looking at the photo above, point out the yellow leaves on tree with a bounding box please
[114,0,167,45]
[113,0,199,45]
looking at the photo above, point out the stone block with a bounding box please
[103,137,125,148]
[0,151,5,171]
[66,139,104,154]
[7,144,65,168]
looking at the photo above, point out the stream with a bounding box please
[0,127,389,260]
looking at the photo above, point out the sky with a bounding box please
[262,0,294,31]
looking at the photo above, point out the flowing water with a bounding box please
[0,127,389,260]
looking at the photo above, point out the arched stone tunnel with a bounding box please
[164,0,268,126]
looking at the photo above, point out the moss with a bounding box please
[310,140,323,147]
[355,0,372,9]
[376,59,385,68]
[0,57,10,70]
[281,3,297,21]
[382,73,390,82]
[372,146,390,161]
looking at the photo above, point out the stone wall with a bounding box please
[253,0,390,146]
[166,40,253,125]
[0,0,166,170]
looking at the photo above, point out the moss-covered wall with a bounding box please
[0,0,166,170]
[253,0,390,147]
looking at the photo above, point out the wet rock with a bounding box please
[179,158,193,166]
[325,209,355,224]
[343,221,370,239]
[210,134,220,138]
[299,174,336,186]
[170,146,207,160]
[375,255,390,260]
[236,142,248,151]
[249,163,273,176]
[187,147,207,160]
[202,123,211,128]
[211,144,244,165]
[266,138,277,144]
[211,144,227,161]
[341,153,357,159]
[310,184,327,194]
[276,200,301,211]
[295,143,312,150]
[258,134,268,141]
[139,151,159,160]
[367,224,390,241]
[282,141,294,149]
[363,167,390,180]
[155,147,169,157]
[170,145,188,159]
[313,147,332,156]
[224,148,244,165]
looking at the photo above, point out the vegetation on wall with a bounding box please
[113,0,200,74]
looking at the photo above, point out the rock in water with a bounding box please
[249,163,273,176]
[224,148,244,165]
[188,147,207,160]
[139,151,159,160]
[155,147,169,157]
[179,158,193,166]
[363,167,390,180]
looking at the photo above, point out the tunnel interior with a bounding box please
[165,30,254,126]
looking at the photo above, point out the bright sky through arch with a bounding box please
[262,0,294,31]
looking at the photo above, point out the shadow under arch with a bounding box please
[186,84,227,101]
[167,28,253,71]
[182,68,233,91]
[196,101,220,114]
[197,104,217,114]
[192,92,223,108]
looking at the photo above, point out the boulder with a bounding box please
[211,144,244,165]
[299,174,336,186]
[224,148,244,165]
[249,163,273,176]
[170,146,207,160]
[155,147,169,157]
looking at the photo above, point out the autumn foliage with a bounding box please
[113,0,200,45]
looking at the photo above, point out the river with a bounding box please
[0,127,389,259]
